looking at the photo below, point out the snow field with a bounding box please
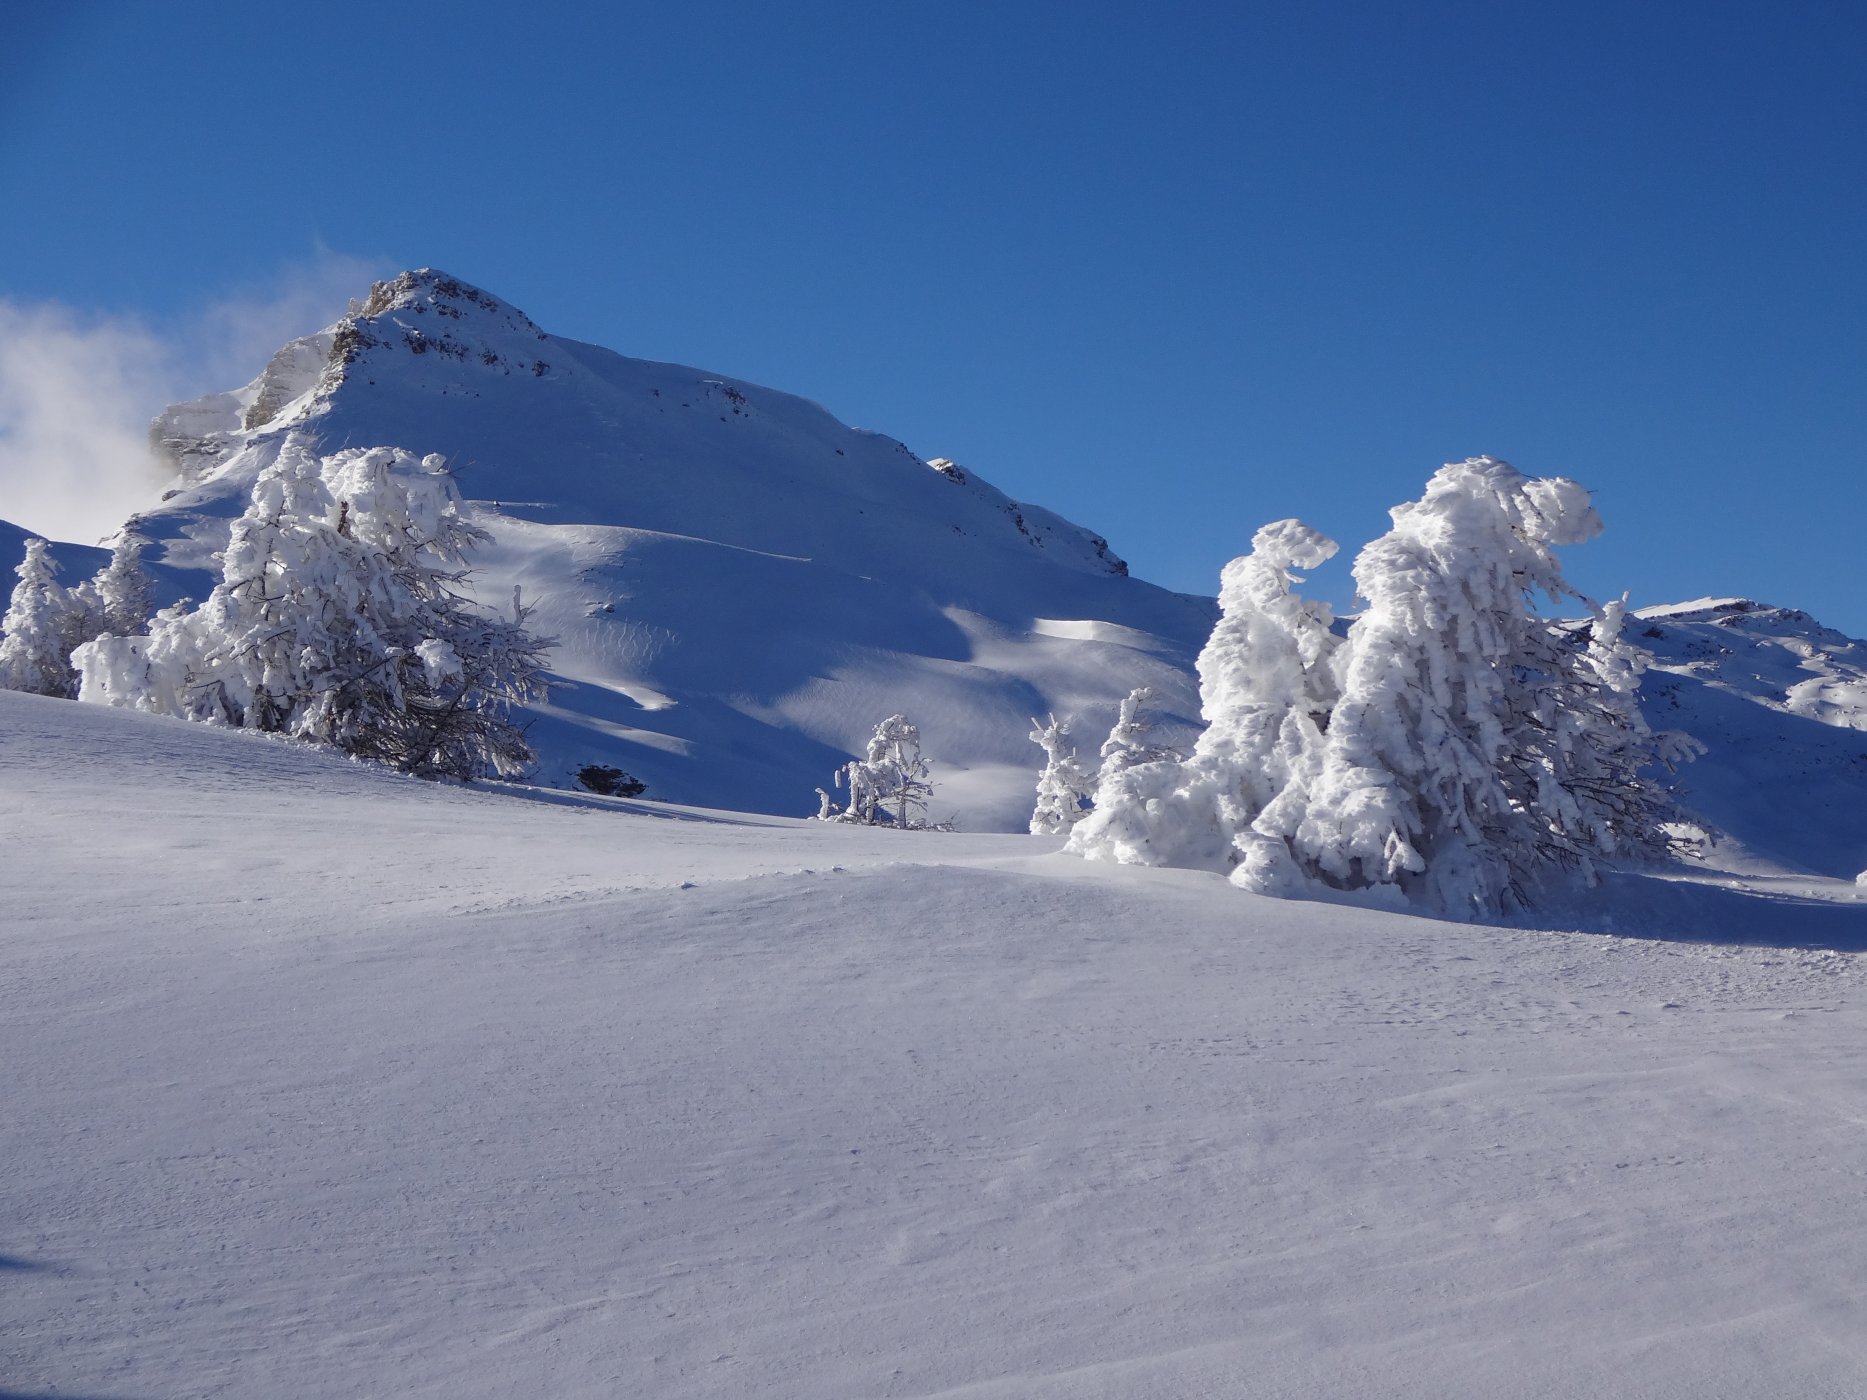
[4,692,1867,1397]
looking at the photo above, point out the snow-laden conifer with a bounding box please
[1027,713,1095,835]
[1291,457,1618,915]
[817,714,944,828]
[0,537,83,697]
[92,531,157,637]
[75,434,551,779]
[1529,595,1700,876]
[1064,464,1689,915]
[1198,520,1342,882]
[1068,522,1339,875]
[1096,687,1177,778]
[62,579,106,655]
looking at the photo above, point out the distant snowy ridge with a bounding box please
[1629,598,1867,731]
[1602,599,1867,878]
[118,270,1217,827]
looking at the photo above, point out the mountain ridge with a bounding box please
[12,268,1866,859]
[119,269,1218,827]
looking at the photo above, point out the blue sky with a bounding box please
[3,0,1863,629]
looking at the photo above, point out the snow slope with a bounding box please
[1607,599,1867,878]
[6,688,1867,1398]
[122,270,1215,827]
[0,520,108,583]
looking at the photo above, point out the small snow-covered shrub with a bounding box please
[577,765,647,798]
[1028,713,1095,836]
[816,714,948,829]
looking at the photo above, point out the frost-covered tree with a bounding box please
[817,714,943,828]
[1,531,162,701]
[1064,462,1686,915]
[1530,595,1700,876]
[0,537,83,697]
[1063,686,1189,865]
[74,434,552,780]
[1195,519,1343,886]
[1028,713,1095,835]
[1290,456,1657,915]
[1069,521,1340,877]
[62,579,106,656]
[1096,687,1178,778]
[91,531,157,637]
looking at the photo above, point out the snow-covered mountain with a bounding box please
[127,269,1216,827]
[1620,598,1867,878]
[12,269,1867,859]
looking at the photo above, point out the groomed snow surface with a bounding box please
[5,690,1866,1398]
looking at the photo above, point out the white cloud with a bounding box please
[190,249,383,391]
[0,248,388,545]
[0,302,173,546]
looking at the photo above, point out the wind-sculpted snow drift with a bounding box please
[121,269,1215,827]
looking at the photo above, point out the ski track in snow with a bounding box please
[4,691,1867,1398]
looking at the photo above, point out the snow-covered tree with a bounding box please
[816,714,944,828]
[62,579,105,655]
[1530,595,1700,876]
[0,537,82,697]
[1062,686,1192,866]
[74,434,552,780]
[1065,464,1689,916]
[1069,521,1339,876]
[1290,457,1650,915]
[1194,519,1343,884]
[1096,687,1178,778]
[91,531,157,637]
[1028,713,1095,835]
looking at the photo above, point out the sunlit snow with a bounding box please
[5,689,1866,1397]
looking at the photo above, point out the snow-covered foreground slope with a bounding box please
[124,270,1214,827]
[6,691,1867,1398]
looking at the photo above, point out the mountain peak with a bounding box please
[329,269,551,382]
[356,268,529,325]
